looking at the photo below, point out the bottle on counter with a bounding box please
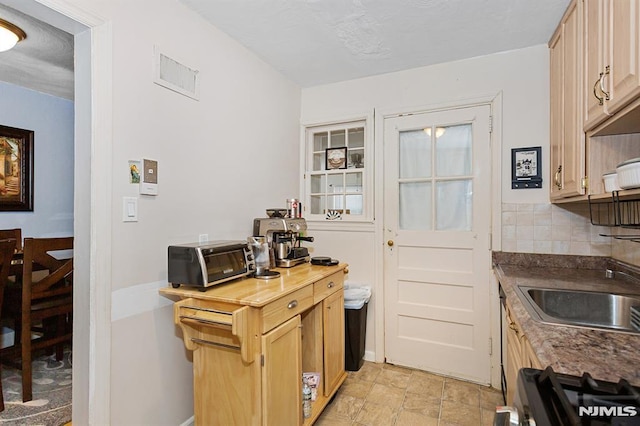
[302,377,312,418]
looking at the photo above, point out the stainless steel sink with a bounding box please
[516,286,640,334]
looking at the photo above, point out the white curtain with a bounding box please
[399,125,473,231]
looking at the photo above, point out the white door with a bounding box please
[383,105,492,384]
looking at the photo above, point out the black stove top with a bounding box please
[516,367,640,426]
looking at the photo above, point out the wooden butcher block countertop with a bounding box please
[159,262,348,306]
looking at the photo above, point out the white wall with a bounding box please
[45,0,302,424]
[0,81,74,238]
[301,44,551,361]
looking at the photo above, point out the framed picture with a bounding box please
[0,125,34,211]
[512,146,542,189]
[325,147,347,170]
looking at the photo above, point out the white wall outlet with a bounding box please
[198,234,208,244]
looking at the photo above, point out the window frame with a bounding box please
[302,115,373,224]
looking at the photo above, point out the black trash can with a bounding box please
[344,285,371,372]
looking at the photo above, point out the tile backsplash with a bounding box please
[501,203,611,256]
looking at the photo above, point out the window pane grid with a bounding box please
[307,122,366,217]
[397,123,473,231]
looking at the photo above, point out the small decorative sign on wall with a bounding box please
[512,146,543,189]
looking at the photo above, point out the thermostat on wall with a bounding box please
[140,158,158,195]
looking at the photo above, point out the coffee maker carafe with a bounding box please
[252,217,314,268]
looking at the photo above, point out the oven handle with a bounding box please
[495,406,520,426]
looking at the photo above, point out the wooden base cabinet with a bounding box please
[504,299,542,405]
[160,265,348,425]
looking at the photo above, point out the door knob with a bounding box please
[387,240,394,247]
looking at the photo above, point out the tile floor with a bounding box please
[316,361,503,426]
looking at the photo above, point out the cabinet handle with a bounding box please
[554,165,562,190]
[287,300,298,309]
[600,65,611,101]
[327,281,334,288]
[594,74,605,105]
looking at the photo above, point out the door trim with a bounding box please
[373,93,503,388]
[34,1,113,423]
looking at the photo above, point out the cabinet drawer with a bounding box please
[313,271,344,304]
[262,286,313,333]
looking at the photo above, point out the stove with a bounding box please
[495,367,640,425]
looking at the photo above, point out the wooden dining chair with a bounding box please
[0,238,17,412]
[0,229,22,252]
[3,236,73,402]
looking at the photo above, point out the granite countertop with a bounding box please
[493,252,640,386]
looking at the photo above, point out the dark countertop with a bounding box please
[493,252,640,386]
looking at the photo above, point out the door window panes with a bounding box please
[436,180,472,231]
[436,124,472,177]
[398,123,473,231]
[399,182,432,230]
[400,130,431,179]
[306,121,368,220]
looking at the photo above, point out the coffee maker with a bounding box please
[252,217,314,267]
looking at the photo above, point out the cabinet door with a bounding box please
[604,0,640,114]
[322,290,345,396]
[550,27,564,199]
[550,0,586,199]
[523,337,543,370]
[504,308,522,405]
[584,0,608,128]
[262,315,302,426]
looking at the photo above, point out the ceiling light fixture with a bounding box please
[423,127,446,138]
[0,18,26,52]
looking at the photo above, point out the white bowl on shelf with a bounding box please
[616,158,640,189]
[602,171,621,192]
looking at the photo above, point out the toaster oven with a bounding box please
[168,240,255,289]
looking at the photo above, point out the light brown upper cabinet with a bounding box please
[550,0,586,200]
[584,0,640,131]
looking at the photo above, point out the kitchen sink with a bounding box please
[516,286,640,334]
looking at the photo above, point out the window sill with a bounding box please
[305,220,375,233]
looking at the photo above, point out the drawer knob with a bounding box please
[287,300,298,309]
[327,282,334,288]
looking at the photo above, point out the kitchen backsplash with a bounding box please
[501,203,611,256]
[502,202,640,267]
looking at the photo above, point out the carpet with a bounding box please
[0,350,72,426]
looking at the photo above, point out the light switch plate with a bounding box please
[123,197,138,222]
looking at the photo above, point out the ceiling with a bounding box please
[0,0,570,100]
[179,0,571,87]
[0,3,74,100]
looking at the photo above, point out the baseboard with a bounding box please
[179,415,194,426]
[363,350,375,362]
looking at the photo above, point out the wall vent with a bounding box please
[153,46,200,100]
